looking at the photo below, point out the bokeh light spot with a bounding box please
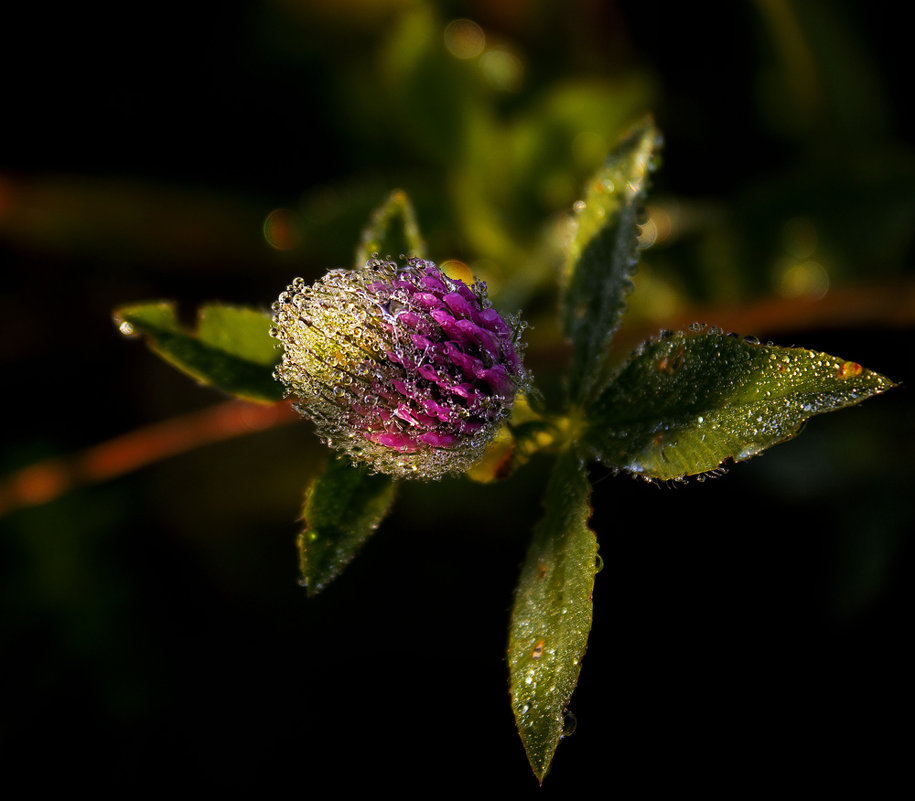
[637,217,658,249]
[444,18,485,59]
[440,258,475,285]
[263,208,301,251]
[777,259,830,300]
[480,47,523,92]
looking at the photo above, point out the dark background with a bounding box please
[2,1,913,792]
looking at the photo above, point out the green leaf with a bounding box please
[508,448,597,784]
[114,301,283,403]
[354,188,426,267]
[561,116,662,405]
[298,456,397,596]
[582,327,896,480]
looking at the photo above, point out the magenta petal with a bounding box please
[467,322,501,357]
[476,364,514,395]
[394,404,437,428]
[393,404,422,426]
[476,307,512,336]
[389,350,416,370]
[450,382,478,401]
[418,431,460,448]
[411,292,443,310]
[442,292,476,320]
[365,430,422,453]
[455,282,477,303]
[430,310,477,347]
[396,311,425,331]
[420,271,449,295]
[444,342,483,380]
[422,398,454,422]
[501,344,519,371]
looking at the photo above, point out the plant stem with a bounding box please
[0,399,300,518]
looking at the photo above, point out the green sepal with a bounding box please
[298,456,397,596]
[114,301,283,403]
[508,448,597,784]
[354,188,426,267]
[560,116,662,405]
[582,327,896,480]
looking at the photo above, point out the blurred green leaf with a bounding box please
[561,117,663,405]
[508,448,597,783]
[583,327,895,480]
[379,4,482,162]
[298,457,397,596]
[354,188,426,266]
[114,302,282,403]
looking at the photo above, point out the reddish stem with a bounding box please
[0,400,300,517]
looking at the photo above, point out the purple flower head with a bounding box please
[270,256,528,479]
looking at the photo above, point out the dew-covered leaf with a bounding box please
[298,456,397,596]
[582,327,896,480]
[561,116,662,405]
[509,448,597,783]
[354,188,426,267]
[114,301,283,403]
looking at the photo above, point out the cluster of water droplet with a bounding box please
[271,256,528,479]
[584,322,893,482]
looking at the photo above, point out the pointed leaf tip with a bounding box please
[509,449,597,782]
[355,188,426,267]
[114,301,283,403]
[561,116,663,405]
[298,457,397,595]
[583,327,896,480]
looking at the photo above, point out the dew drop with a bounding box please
[836,361,862,380]
[118,320,136,337]
[561,710,578,738]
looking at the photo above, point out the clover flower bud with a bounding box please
[270,256,528,479]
